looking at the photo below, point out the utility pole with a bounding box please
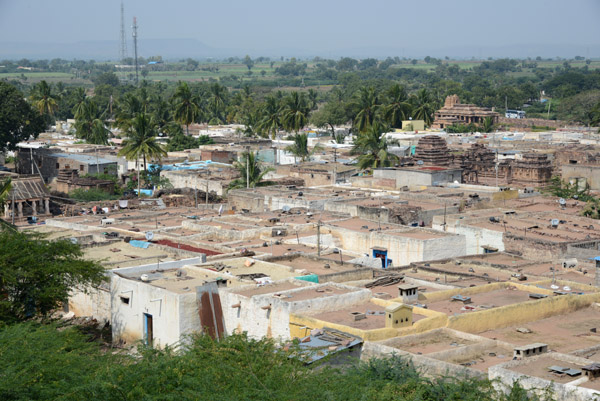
[443,202,447,232]
[246,147,250,189]
[205,181,209,205]
[132,17,139,85]
[30,147,34,175]
[317,220,321,256]
[96,148,99,175]
[194,184,198,208]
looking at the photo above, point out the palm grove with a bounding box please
[3,76,452,176]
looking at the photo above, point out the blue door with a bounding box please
[372,248,390,268]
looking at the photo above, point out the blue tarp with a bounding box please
[149,160,230,172]
[295,274,319,283]
[129,240,150,249]
[134,189,154,196]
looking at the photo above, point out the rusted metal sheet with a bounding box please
[197,282,225,339]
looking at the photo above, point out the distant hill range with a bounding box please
[0,39,220,60]
[0,39,598,61]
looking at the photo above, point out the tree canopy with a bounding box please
[0,82,45,152]
[0,230,106,323]
[0,323,549,401]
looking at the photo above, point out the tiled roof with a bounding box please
[7,177,49,200]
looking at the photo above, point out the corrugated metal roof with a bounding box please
[7,177,49,200]
[49,153,116,165]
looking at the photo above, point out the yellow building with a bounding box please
[402,120,425,132]
[385,303,413,328]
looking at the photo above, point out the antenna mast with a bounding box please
[132,16,139,84]
[119,2,128,62]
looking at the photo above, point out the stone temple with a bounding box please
[413,135,451,166]
[432,95,499,129]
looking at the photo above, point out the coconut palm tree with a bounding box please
[73,100,111,145]
[30,80,58,117]
[307,88,319,111]
[207,83,228,124]
[285,133,322,163]
[152,98,173,132]
[171,81,201,135]
[228,151,274,190]
[71,87,87,119]
[411,88,437,127]
[351,121,398,170]
[118,113,167,196]
[352,86,381,133]
[481,116,496,133]
[115,92,144,130]
[384,84,412,129]
[280,92,310,134]
[257,95,282,139]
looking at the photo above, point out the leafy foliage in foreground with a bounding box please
[0,230,106,323]
[0,323,551,401]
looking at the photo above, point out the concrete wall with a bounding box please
[451,224,505,255]
[503,234,568,260]
[161,170,230,195]
[220,281,371,340]
[68,286,111,322]
[324,224,467,267]
[361,342,485,379]
[110,258,204,348]
[228,190,265,212]
[111,274,194,348]
[374,168,463,188]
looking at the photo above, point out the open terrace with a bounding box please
[478,307,600,354]
[424,286,537,315]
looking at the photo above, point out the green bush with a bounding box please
[0,323,554,401]
[69,188,119,201]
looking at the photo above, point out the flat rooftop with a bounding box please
[84,242,178,268]
[509,355,587,385]
[381,330,478,355]
[469,212,600,243]
[500,196,587,216]
[308,300,426,331]
[435,345,513,372]
[424,287,535,315]
[328,217,451,240]
[264,255,365,276]
[232,281,310,298]
[273,284,355,302]
[342,197,446,211]
[200,258,297,283]
[479,307,600,354]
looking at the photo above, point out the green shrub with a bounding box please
[69,188,119,201]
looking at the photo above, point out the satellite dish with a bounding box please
[282,205,291,213]
[559,198,566,206]
[563,286,571,291]
[416,160,424,165]
[70,237,78,244]
[145,231,154,241]
[551,219,559,227]
[550,284,559,290]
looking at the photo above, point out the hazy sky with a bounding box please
[1,0,599,56]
